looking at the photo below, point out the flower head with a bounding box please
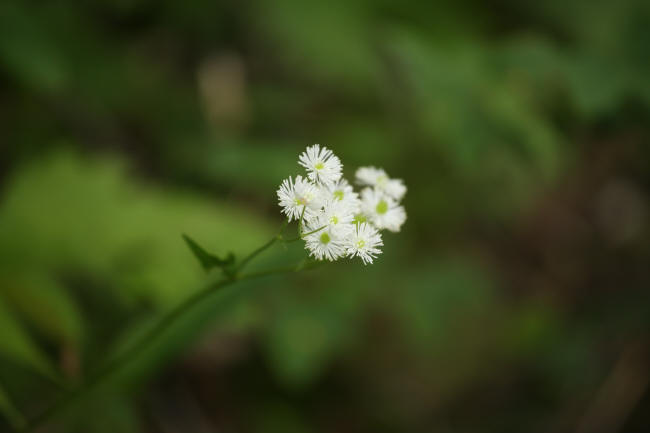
[279,145,406,264]
[321,199,356,236]
[346,223,383,265]
[326,178,361,212]
[360,187,407,232]
[277,175,320,221]
[356,166,406,201]
[299,144,342,186]
[303,222,346,261]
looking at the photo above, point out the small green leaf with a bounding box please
[182,234,235,273]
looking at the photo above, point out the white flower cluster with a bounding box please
[277,144,406,264]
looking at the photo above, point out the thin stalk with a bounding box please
[233,236,279,274]
[19,231,322,433]
[242,259,325,279]
[284,225,326,242]
[297,205,306,236]
[21,273,283,432]
[20,275,231,433]
[233,218,289,274]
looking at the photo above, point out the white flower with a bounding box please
[303,221,346,261]
[321,199,355,237]
[298,144,342,186]
[277,175,321,221]
[278,145,407,264]
[346,223,383,265]
[355,166,386,186]
[355,166,406,201]
[384,179,407,202]
[360,187,407,232]
[325,178,361,212]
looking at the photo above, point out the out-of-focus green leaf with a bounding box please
[255,0,378,87]
[0,382,25,430]
[0,151,274,307]
[565,54,629,117]
[264,305,349,388]
[0,2,70,93]
[386,32,564,219]
[255,401,313,433]
[0,274,84,346]
[0,296,58,382]
[395,257,498,348]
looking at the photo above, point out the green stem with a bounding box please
[233,236,280,274]
[19,262,313,433]
[233,218,289,274]
[19,218,321,433]
[242,259,325,279]
[297,205,306,235]
[284,225,326,242]
[20,274,229,432]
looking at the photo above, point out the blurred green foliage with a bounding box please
[1,0,649,432]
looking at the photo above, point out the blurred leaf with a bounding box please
[256,0,378,88]
[255,401,313,433]
[386,31,564,219]
[0,382,25,430]
[265,305,349,388]
[1,274,84,346]
[66,392,140,433]
[0,150,273,307]
[0,2,70,93]
[182,234,235,274]
[505,304,562,356]
[395,257,498,348]
[565,54,629,117]
[0,296,58,382]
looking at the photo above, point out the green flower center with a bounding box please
[353,214,367,224]
[320,232,331,244]
[330,215,339,225]
[376,200,388,215]
[294,197,306,206]
[356,239,366,249]
[315,162,324,170]
[333,190,344,200]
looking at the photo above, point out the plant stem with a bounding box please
[284,225,326,242]
[20,274,231,433]
[233,218,289,274]
[233,235,280,274]
[297,205,306,235]
[238,258,324,279]
[19,231,321,433]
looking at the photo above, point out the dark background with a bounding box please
[1,0,649,432]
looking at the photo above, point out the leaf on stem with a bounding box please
[182,234,235,274]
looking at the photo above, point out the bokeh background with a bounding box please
[1,0,650,432]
